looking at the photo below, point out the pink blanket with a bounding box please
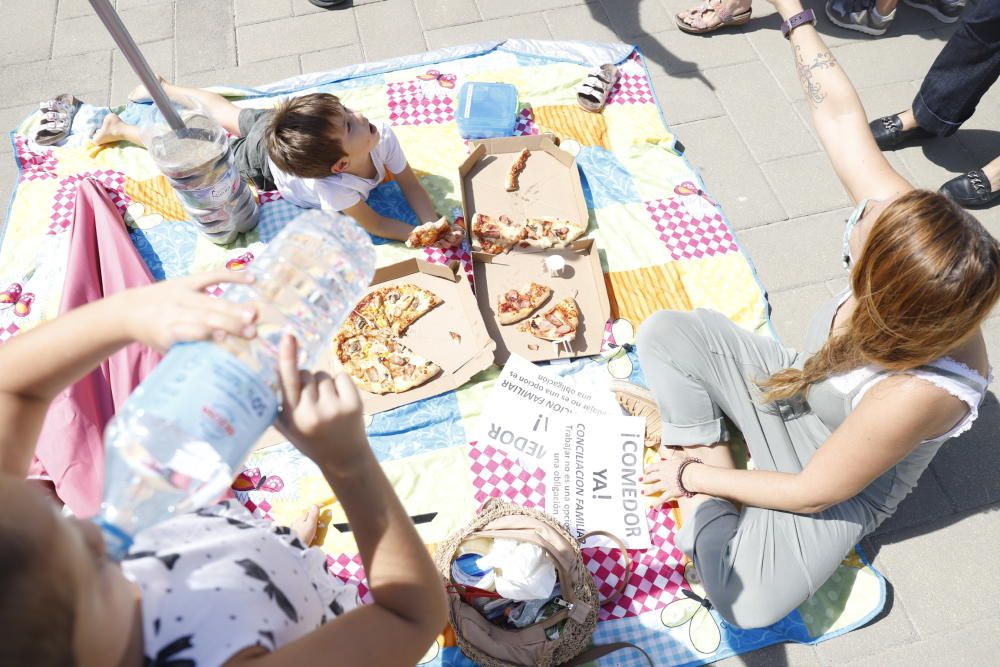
[30,179,161,517]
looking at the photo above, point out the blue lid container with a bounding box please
[455,82,519,140]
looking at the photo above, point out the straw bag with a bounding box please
[434,499,653,667]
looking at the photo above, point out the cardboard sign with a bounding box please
[546,414,651,550]
[475,355,650,549]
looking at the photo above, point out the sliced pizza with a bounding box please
[506,148,530,192]
[472,213,524,254]
[405,217,451,249]
[497,282,553,325]
[336,331,441,395]
[521,297,580,342]
[521,216,587,249]
[379,284,443,336]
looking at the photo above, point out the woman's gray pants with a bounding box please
[637,309,871,628]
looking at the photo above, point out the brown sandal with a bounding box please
[610,380,662,448]
[676,0,752,34]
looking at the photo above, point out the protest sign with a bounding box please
[475,355,651,549]
[546,415,651,549]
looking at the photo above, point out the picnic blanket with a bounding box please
[2,39,885,666]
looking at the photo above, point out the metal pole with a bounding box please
[88,0,185,131]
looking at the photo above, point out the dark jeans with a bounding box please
[914,0,1000,137]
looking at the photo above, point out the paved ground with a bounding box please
[1,0,998,664]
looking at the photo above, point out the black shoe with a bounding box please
[869,114,932,150]
[902,0,966,23]
[940,169,999,208]
[308,0,349,7]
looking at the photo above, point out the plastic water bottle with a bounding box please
[96,210,375,559]
[145,103,259,245]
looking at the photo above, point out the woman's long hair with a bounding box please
[760,190,1000,403]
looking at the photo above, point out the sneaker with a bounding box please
[903,0,966,23]
[610,380,662,448]
[940,169,1000,208]
[869,114,933,149]
[826,0,896,36]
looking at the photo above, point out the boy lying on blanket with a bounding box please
[0,271,447,667]
[93,79,463,248]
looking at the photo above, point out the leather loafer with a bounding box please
[940,169,999,208]
[869,114,932,150]
[308,0,349,7]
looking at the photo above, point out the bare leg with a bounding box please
[875,0,899,16]
[982,154,1000,190]
[131,76,243,135]
[93,113,146,147]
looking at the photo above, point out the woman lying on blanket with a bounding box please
[0,272,447,667]
[618,0,1000,629]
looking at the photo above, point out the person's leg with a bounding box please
[92,113,145,147]
[132,76,243,135]
[912,0,1000,136]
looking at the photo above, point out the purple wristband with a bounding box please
[781,8,816,39]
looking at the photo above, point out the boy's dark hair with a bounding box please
[0,477,75,667]
[266,93,349,179]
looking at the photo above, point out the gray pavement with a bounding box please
[2,0,999,664]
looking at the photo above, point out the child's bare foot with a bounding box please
[129,74,169,103]
[92,113,131,145]
[289,504,321,546]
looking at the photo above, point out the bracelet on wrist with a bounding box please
[675,457,702,498]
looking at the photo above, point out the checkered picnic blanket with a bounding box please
[1,39,885,666]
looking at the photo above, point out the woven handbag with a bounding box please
[434,498,653,666]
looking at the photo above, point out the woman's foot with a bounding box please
[289,505,321,546]
[676,0,752,34]
[869,108,933,150]
[92,113,143,146]
[129,74,169,103]
[940,156,1000,208]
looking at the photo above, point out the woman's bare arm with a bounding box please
[773,0,912,202]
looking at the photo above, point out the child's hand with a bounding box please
[275,333,370,469]
[122,270,258,353]
[433,223,465,250]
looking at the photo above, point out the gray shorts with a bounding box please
[230,108,275,191]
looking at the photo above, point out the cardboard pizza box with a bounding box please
[254,258,495,449]
[458,135,590,251]
[473,238,611,365]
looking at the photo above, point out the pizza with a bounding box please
[348,284,443,337]
[521,298,580,342]
[405,217,451,248]
[472,213,524,255]
[521,217,587,249]
[506,148,530,192]
[336,332,441,395]
[497,282,552,325]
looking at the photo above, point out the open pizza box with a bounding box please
[253,258,495,449]
[473,238,611,365]
[459,134,590,251]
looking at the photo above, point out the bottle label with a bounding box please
[129,342,278,468]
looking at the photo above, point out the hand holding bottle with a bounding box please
[120,270,259,352]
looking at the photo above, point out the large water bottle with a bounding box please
[97,210,375,559]
[145,103,259,245]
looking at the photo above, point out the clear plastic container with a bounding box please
[96,210,375,559]
[144,102,259,245]
[455,82,519,140]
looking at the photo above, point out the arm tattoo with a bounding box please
[795,46,838,105]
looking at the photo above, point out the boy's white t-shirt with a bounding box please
[268,121,407,212]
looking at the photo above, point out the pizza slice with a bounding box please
[521,216,586,249]
[379,284,444,336]
[521,297,580,342]
[497,282,553,325]
[405,217,451,249]
[506,148,530,192]
[383,339,442,393]
[472,213,525,254]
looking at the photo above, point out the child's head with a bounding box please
[0,475,138,667]
[266,93,381,179]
